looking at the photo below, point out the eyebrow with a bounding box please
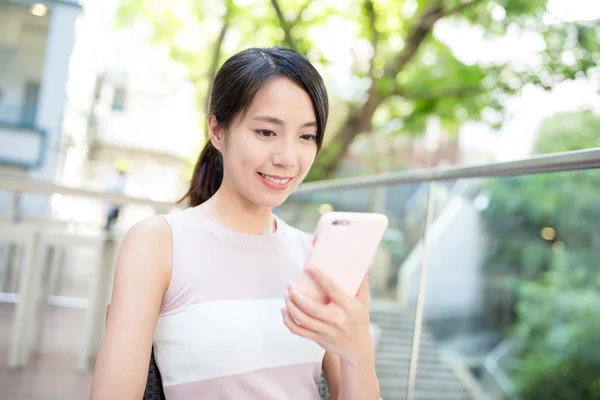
[253,115,318,128]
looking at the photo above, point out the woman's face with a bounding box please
[209,77,319,209]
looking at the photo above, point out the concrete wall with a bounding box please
[398,196,484,320]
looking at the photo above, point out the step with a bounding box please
[369,318,433,332]
[375,361,455,377]
[376,340,437,351]
[376,366,457,381]
[370,313,416,322]
[377,374,463,390]
[376,349,441,363]
[370,299,406,311]
[380,388,469,400]
[376,350,439,363]
[368,304,471,400]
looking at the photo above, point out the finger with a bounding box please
[285,293,332,335]
[307,266,351,305]
[356,271,370,304]
[289,286,350,331]
[288,284,333,322]
[281,308,319,341]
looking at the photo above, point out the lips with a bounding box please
[258,172,292,185]
[257,172,294,191]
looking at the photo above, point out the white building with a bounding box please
[0,0,200,226]
[53,0,201,227]
[0,0,80,217]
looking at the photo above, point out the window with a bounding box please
[112,86,126,111]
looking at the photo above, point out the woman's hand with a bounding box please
[281,266,374,364]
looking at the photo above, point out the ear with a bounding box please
[207,115,224,152]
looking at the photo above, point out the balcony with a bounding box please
[0,0,50,169]
[0,105,46,168]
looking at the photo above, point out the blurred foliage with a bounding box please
[116,0,600,180]
[534,110,600,153]
[481,111,600,399]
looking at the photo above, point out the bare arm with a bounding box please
[90,216,172,399]
[322,352,341,399]
[323,350,380,400]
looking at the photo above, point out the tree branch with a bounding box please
[205,23,229,110]
[383,2,445,76]
[364,0,379,75]
[445,0,486,15]
[203,0,232,138]
[394,85,482,99]
[270,0,296,49]
[292,0,311,25]
[310,0,487,179]
[383,0,486,78]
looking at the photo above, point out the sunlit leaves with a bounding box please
[115,0,600,179]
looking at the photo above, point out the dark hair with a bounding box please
[180,47,329,207]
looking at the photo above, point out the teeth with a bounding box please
[260,173,291,185]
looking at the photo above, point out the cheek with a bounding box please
[298,146,317,173]
[225,134,261,173]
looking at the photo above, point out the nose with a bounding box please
[272,137,297,170]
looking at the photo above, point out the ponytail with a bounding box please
[179,141,223,207]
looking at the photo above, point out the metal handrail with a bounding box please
[1,148,599,207]
[483,338,516,398]
[294,148,600,194]
[0,173,174,210]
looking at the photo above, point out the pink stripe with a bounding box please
[163,362,322,400]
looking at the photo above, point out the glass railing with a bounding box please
[286,148,600,400]
[0,148,599,399]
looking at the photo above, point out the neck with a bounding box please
[198,185,275,235]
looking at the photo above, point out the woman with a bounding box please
[90,47,380,399]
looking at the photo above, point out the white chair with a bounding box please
[0,222,41,369]
[6,225,107,370]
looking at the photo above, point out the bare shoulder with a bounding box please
[123,215,172,255]
[124,215,172,244]
[116,215,173,293]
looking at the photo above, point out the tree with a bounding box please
[116,0,600,180]
[480,111,600,399]
[533,110,600,154]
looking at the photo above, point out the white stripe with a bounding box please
[154,298,325,386]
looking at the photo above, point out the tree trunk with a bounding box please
[308,90,383,181]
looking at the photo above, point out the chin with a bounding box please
[250,189,293,208]
[255,194,289,208]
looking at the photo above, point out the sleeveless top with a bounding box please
[153,207,326,399]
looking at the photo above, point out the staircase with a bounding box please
[371,301,471,400]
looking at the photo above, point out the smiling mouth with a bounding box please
[258,172,293,185]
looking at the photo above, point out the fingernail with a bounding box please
[287,282,295,292]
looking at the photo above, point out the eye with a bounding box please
[256,129,276,138]
[300,134,317,142]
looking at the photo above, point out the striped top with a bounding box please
[153,207,326,399]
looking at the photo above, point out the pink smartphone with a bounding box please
[295,212,389,303]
